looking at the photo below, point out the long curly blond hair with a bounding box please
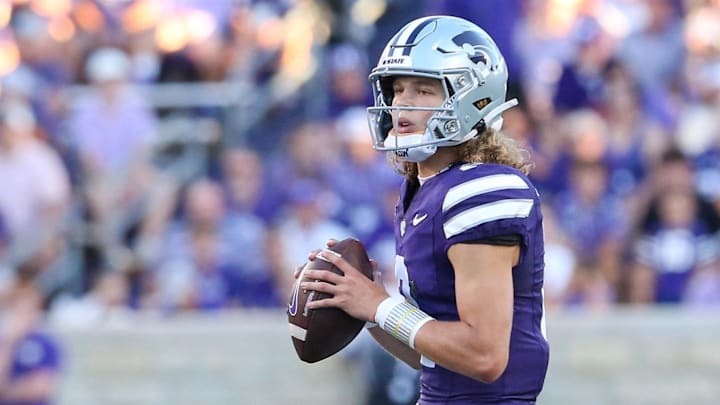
[390,129,533,180]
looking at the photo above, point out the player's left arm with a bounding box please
[412,242,516,383]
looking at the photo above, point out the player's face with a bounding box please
[390,76,444,135]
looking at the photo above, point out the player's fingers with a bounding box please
[326,238,338,247]
[306,295,337,310]
[293,262,307,279]
[301,280,335,295]
[369,260,380,282]
[307,249,322,262]
[317,249,358,276]
[302,269,343,285]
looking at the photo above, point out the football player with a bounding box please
[300,16,549,404]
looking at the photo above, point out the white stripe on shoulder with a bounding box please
[443,174,529,212]
[444,198,534,239]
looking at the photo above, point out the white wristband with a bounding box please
[408,316,433,349]
[374,297,434,349]
[374,297,404,327]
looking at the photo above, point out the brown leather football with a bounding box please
[287,238,373,363]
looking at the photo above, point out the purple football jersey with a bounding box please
[394,163,549,404]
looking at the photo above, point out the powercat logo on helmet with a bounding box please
[437,30,503,71]
[452,30,502,70]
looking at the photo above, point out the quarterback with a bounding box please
[301,16,549,404]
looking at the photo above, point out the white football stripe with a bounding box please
[316,249,341,263]
[443,174,528,212]
[289,323,308,342]
[444,199,534,239]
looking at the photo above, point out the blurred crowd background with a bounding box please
[0,0,719,403]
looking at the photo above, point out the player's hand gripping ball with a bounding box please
[287,238,374,363]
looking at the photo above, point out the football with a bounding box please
[287,238,374,363]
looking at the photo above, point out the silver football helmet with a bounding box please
[367,16,517,162]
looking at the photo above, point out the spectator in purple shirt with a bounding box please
[630,187,720,303]
[151,179,277,311]
[0,282,61,405]
[552,158,627,305]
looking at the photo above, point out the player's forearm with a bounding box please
[373,296,507,382]
[413,320,508,383]
[368,327,421,369]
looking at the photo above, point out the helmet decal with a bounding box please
[399,17,438,56]
[436,30,503,71]
[386,17,439,58]
[450,30,503,70]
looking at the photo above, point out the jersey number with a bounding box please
[394,255,418,305]
[394,254,434,367]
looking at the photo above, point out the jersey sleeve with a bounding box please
[441,169,538,253]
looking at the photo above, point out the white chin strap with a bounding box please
[383,132,437,162]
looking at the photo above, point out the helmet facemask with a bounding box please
[367,70,478,162]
